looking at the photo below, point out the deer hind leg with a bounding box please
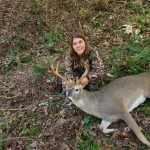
[99,120,117,133]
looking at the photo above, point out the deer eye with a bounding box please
[75,89,79,92]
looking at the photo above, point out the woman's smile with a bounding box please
[73,38,85,56]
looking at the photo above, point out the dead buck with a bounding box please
[51,63,150,147]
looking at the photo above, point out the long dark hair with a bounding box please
[68,32,91,61]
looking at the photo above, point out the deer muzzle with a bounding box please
[65,88,74,105]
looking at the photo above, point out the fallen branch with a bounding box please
[3,136,37,142]
[0,108,28,111]
[0,94,20,100]
[0,105,37,111]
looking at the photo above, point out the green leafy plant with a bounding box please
[25,145,30,150]
[83,115,100,130]
[103,4,149,78]
[83,115,94,129]
[105,137,116,150]
[79,8,90,17]
[6,52,32,70]
[0,39,4,44]
[38,99,64,110]
[124,4,150,36]
[76,135,101,150]
[37,31,64,53]
[3,113,11,135]
[92,12,107,28]
[3,111,40,137]
[139,145,147,150]
[137,100,150,115]
[1,37,32,71]
[21,123,39,136]
[29,0,41,28]
[103,34,150,79]
[147,135,150,141]
[32,56,54,83]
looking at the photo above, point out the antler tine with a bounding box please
[76,62,89,85]
[51,64,66,81]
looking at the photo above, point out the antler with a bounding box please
[76,63,89,85]
[51,64,67,82]
[51,63,89,86]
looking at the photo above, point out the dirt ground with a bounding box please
[0,0,150,150]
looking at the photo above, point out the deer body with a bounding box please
[51,64,150,147]
[70,72,150,118]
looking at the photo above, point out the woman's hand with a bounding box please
[81,77,89,86]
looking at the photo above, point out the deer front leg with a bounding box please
[99,120,117,133]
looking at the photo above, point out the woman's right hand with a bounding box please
[81,77,89,86]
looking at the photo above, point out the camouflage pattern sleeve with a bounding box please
[62,56,76,91]
[87,50,106,81]
[64,56,75,78]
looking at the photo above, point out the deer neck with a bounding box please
[72,89,102,109]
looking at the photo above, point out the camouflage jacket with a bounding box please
[65,49,106,82]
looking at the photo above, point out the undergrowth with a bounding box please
[1,0,150,149]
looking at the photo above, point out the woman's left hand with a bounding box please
[81,77,89,86]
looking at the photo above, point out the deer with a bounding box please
[51,63,150,147]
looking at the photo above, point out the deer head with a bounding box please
[51,63,89,103]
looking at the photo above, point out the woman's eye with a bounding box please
[79,40,83,43]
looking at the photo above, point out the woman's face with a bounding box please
[72,38,85,56]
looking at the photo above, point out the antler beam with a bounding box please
[51,64,67,82]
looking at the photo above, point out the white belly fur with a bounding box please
[128,95,146,112]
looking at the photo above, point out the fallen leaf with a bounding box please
[31,141,38,148]
[59,143,70,150]
[52,118,67,129]
[122,131,128,137]
[58,109,65,116]
[9,118,13,124]
[122,61,127,67]
[25,89,29,95]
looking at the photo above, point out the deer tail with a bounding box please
[122,111,150,147]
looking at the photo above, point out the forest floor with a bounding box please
[0,0,150,150]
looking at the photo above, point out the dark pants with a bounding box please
[75,69,98,92]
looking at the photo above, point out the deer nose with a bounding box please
[65,97,71,105]
[65,88,73,105]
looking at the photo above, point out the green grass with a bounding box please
[20,123,39,136]
[83,115,94,129]
[137,100,150,115]
[76,135,102,150]
[99,2,150,80]
[76,134,117,150]
[102,22,150,83]
[2,111,40,138]
[83,115,101,130]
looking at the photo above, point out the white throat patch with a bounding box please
[69,97,84,108]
